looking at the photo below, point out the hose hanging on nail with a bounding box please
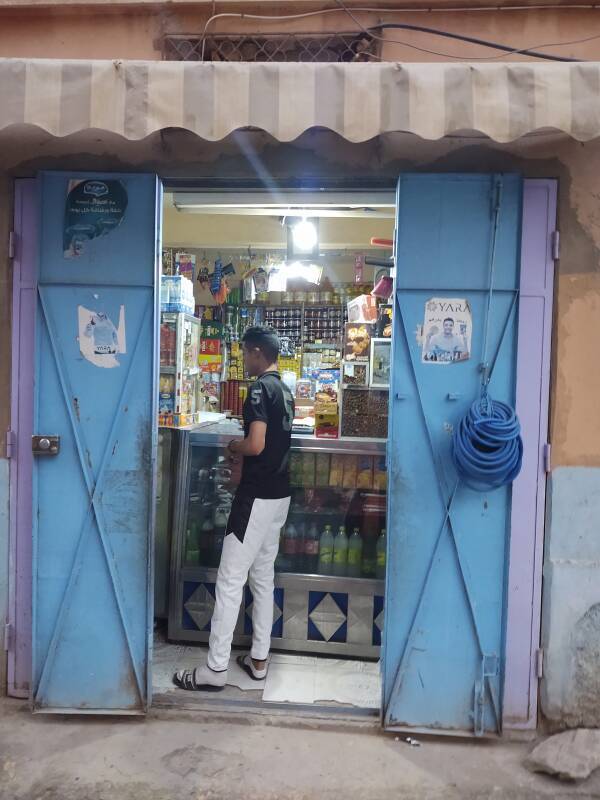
[452,391,523,492]
[450,176,524,493]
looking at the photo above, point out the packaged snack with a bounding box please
[356,455,373,489]
[314,370,340,409]
[329,454,344,487]
[315,453,330,487]
[315,409,339,439]
[344,323,374,363]
[342,455,358,489]
[377,304,393,337]
[347,294,378,323]
[296,379,314,400]
[289,452,303,487]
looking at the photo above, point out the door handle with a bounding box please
[32,435,60,456]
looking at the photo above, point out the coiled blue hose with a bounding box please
[452,392,523,492]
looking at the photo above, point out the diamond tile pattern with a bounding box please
[184,584,215,631]
[309,593,346,642]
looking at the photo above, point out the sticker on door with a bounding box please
[78,305,126,368]
[422,298,472,364]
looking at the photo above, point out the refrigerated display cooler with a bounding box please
[159,312,202,427]
[167,422,386,658]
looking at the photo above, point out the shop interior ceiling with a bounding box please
[163,192,395,271]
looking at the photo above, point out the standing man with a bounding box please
[174,326,295,691]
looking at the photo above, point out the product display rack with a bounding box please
[167,424,386,658]
[159,312,202,426]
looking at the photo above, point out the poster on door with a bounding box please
[64,179,128,258]
[422,298,472,364]
[78,305,127,368]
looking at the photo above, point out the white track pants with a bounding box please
[207,495,291,672]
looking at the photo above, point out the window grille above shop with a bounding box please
[162,32,380,63]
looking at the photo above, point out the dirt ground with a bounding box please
[2,697,600,800]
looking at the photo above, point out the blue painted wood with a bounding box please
[32,172,161,713]
[383,174,522,735]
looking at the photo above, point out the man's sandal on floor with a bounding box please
[172,665,227,692]
[236,654,268,681]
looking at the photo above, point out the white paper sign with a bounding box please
[422,298,472,365]
[78,305,126,369]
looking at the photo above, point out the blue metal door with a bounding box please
[32,172,161,713]
[383,174,522,736]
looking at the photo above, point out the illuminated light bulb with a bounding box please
[293,219,317,252]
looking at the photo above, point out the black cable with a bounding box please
[368,22,581,62]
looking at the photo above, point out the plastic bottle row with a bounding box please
[276,523,386,580]
[184,511,387,581]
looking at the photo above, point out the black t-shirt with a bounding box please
[239,371,295,499]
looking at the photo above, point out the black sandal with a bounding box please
[172,668,225,692]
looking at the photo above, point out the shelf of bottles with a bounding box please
[168,427,387,657]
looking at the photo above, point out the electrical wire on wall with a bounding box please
[199,3,600,62]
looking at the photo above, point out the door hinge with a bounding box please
[8,231,15,260]
[551,230,560,261]
[536,648,544,679]
[4,622,13,652]
[5,430,15,459]
[543,443,552,474]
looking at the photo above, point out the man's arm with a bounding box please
[229,421,267,458]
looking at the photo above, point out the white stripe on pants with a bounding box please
[207,496,291,672]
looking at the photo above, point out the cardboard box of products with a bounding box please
[316,408,339,439]
[347,294,378,324]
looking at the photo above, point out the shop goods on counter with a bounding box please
[341,388,388,439]
[161,275,195,314]
[342,361,369,386]
[347,293,378,324]
[377,304,393,338]
[344,322,375,363]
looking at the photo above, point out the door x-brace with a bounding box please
[34,286,150,709]
[385,288,517,736]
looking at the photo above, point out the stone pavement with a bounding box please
[1,697,600,800]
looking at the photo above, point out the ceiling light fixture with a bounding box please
[292,218,318,253]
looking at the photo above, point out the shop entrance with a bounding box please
[153,186,395,714]
[8,172,554,733]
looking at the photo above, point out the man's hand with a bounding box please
[226,439,240,462]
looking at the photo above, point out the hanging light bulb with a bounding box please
[292,218,318,253]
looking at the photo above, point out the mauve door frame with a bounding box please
[7,178,37,698]
[7,177,556,728]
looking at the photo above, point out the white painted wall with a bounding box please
[541,467,600,728]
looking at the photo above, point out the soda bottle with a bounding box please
[376,528,387,580]
[283,523,299,573]
[318,525,334,574]
[347,527,363,578]
[303,523,320,573]
[332,525,349,577]
[185,523,199,564]
[199,517,214,567]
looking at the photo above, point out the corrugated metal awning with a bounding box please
[1,58,600,144]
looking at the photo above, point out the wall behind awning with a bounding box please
[1,58,600,144]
